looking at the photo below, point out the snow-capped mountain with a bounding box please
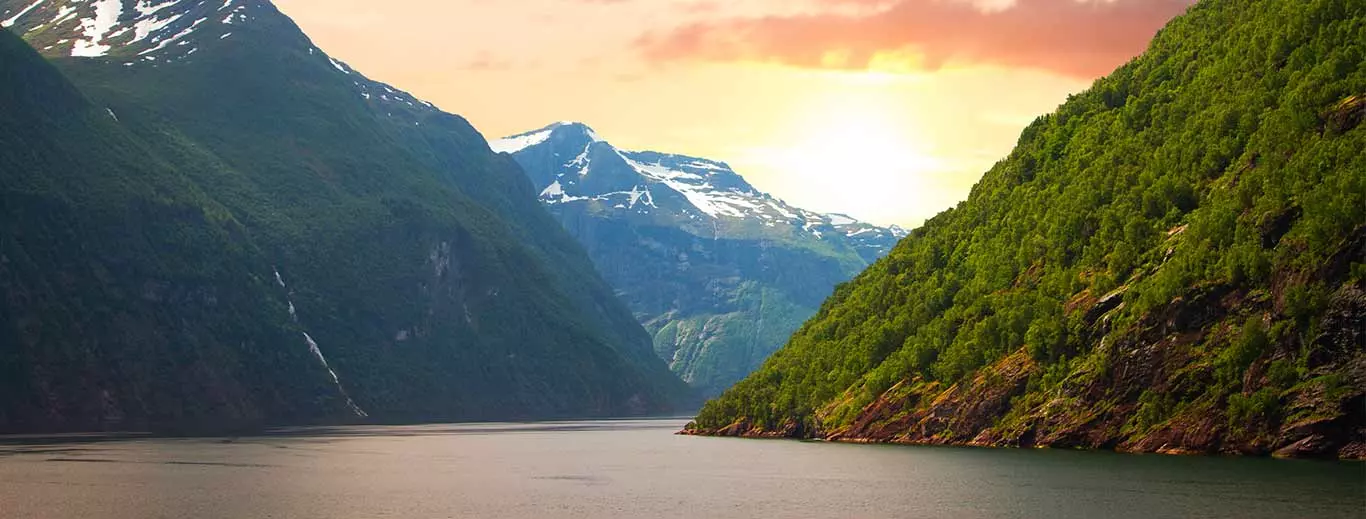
[3,0,253,60]
[0,0,435,119]
[0,0,694,426]
[493,122,907,261]
[495,122,910,396]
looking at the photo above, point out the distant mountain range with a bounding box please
[495,122,908,396]
[0,0,690,432]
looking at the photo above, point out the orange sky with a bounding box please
[272,0,1193,227]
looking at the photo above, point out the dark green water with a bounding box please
[0,419,1361,518]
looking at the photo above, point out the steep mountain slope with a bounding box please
[0,25,356,431]
[687,0,1366,459]
[0,0,690,433]
[496,122,905,396]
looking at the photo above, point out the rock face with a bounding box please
[496,122,906,396]
[689,282,1366,460]
[0,0,691,433]
[685,0,1366,460]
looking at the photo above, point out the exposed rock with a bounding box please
[834,350,1038,446]
[1338,442,1366,459]
[689,280,1366,459]
[684,417,807,439]
[1274,435,1336,458]
[1084,287,1128,324]
[1320,225,1366,283]
[1314,284,1366,358]
[1259,205,1302,249]
[1324,94,1365,134]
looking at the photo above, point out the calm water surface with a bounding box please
[0,419,1361,518]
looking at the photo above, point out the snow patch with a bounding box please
[568,142,594,176]
[50,4,78,25]
[684,160,729,172]
[767,200,797,219]
[490,127,554,154]
[134,0,179,20]
[130,10,185,45]
[620,153,750,218]
[626,185,651,208]
[138,17,203,55]
[802,220,826,239]
[828,214,857,226]
[584,126,605,143]
[540,180,565,198]
[327,56,350,74]
[1,0,44,28]
[70,0,124,57]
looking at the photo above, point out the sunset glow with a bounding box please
[271,0,1193,226]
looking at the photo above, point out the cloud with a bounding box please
[637,0,1195,77]
[460,51,515,71]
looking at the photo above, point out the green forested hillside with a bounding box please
[690,0,1365,458]
[0,2,689,433]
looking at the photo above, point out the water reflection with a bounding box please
[0,419,1361,519]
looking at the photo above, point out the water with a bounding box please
[0,419,1361,518]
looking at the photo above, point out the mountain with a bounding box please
[0,0,691,433]
[686,0,1366,459]
[494,122,906,396]
[492,122,906,262]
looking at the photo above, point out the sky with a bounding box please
[272,0,1194,227]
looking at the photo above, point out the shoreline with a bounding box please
[678,424,1366,461]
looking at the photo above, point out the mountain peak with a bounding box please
[499,122,913,397]
[550,121,605,146]
[490,121,602,154]
[551,120,595,132]
[497,121,907,257]
[0,0,259,61]
[0,0,450,126]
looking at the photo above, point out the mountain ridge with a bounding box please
[493,121,908,257]
[497,121,908,396]
[0,0,692,432]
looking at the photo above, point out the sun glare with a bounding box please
[799,109,944,176]
[735,89,947,224]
